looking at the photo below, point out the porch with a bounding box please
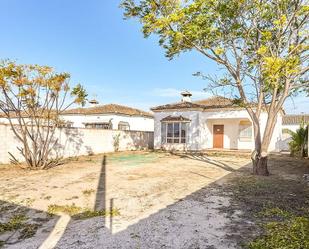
[200,117,254,151]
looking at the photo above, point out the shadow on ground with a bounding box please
[174,152,238,172]
[2,153,309,249]
[52,154,247,249]
[0,200,60,248]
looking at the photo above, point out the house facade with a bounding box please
[0,103,154,132]
[279,114,309,151]
[60,103,154,131]
[282,114,309,132]
[151,92,283,152]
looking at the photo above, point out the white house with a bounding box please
[282,114,309,132]
[60,102,154,131]
[151,91,283,152]
[0,102,154,132]
[279,114,309,151]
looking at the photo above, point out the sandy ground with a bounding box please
[0,151,251,248]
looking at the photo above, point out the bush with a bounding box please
[288,124,308,158]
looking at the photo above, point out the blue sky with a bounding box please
[0,0,307,114]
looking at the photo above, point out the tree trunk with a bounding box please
[250,116,270,176]
[252,152,269,176]
[250,106,279,176]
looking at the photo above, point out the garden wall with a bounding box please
[0,124,154,164]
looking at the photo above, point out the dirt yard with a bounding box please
[0,151,308,249]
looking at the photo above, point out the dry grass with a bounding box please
[47,203,120,220]
[82,189,95,196]
[218,154,309,248]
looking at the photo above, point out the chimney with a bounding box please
[89,99,99,107]
[181,90,192,103]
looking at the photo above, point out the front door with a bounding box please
[213,125,224,148]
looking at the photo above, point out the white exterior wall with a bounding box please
[259,112,282,151]
[282,124,299,132]
[200,110,254,150]
[200,118,254,150]
[279,124,299,151]
[154,110,201,151]
[0,114,154,132]
[60,114,154,132]
[0,124,154,164]
[154,109,282,152]
[0,117,31,125]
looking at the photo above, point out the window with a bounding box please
[162,122,188,144]
[181,123,186,143]
[85,122,111,129]
[239,121,252,141]
[118,121,130,130]
[66,122,73,128]
[56,121,73,128]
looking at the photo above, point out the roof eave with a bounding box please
[61,112,153,118]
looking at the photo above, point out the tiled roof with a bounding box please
[160,115,191,122]
[0,110,55,118]
[151,96,243,111]
[63,104,153,118]
[282,114,309,125]
[151,101,204,111]
[194,96,238,108]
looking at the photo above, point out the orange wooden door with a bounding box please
[213,125,224,148]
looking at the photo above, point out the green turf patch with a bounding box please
[108,153,161,166]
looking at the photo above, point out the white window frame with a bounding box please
[118,121,130,131]
[162,122,188,144]
[85,122,111,129]
[239,122,252,141]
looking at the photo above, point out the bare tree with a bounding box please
[0,60,87,169]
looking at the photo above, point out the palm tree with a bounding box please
[288,124,308,158]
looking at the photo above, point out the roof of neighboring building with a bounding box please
[160,115,191,122]
[0,109,54,119]
[151,96,245,111]
[62,104,153,118]
[282,114,309,125]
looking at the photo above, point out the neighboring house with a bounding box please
[0,102,154,132]
[280,114,309,151]
[151,91,283,152]
[282,114,309,132]
[60,102,154,132]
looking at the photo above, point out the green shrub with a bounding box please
[288,124,308,158]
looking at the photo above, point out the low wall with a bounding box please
[278,132,292,151]
[0,124,154,164]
